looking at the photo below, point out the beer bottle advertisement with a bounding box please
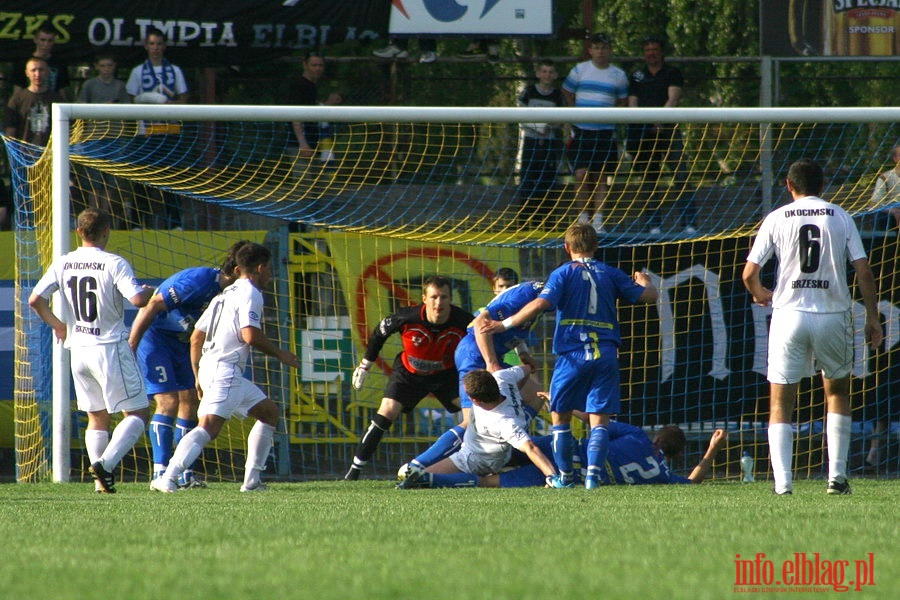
[762,0,899,56]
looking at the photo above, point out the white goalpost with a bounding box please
[32,103,900,482]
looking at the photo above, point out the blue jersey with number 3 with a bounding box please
[539,258,644,356]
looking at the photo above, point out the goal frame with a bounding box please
[45,103,900,481]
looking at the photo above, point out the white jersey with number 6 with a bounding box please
[194,278,263,373]
[31,246,144,348]
[747,195,866,313]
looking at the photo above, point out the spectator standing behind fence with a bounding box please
[516,59,565,228]
[373,38,438,64]
[11,23,70,100]
[743,158,882,496]
[5,57,65,146]
[28,208,154,494]
[77,53,131,228]
[78,53,130,104]
[290,52,343,162]
[869,143,900,231]
[860,142,899,473]
[126,27,188,230]
[562,33,628,234]
[627,36,697,235]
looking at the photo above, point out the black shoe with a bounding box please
[826,479,852,495]
[89,461,117,494]
[344,466,361,481]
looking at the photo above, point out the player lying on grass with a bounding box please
[402,408,726,488]
[492,420,727,487]
[397,367,567,489]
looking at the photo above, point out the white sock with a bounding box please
[84,429,110,464]
[244,421,275,489]
[165,427,212,482]
[768,423,793,492]
[99,416,144,470]
[826,413,851,483]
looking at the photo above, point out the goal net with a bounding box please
[5,104,899,484]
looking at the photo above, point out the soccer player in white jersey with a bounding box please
[29,208,154,493]
[743,158,882,496]
[150,242,300,493]
[398,368,565,489]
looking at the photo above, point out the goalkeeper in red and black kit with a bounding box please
[345,275,472,480]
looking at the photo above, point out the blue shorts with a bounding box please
[137,328,195,395]
[549,347,620,415]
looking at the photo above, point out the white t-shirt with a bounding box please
[747,196,866,313]
[126,61,188,99]
[871,168,899,206]
[194,278,263,374]
[463,366,533,461]
[32,245,144,348]
[562,60,628,131]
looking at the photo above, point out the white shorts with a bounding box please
[767,309,853,384]
[71,339,148,414]
[450,444,512,476]
[197,364,266,420]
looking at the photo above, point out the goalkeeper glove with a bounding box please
[352,359,372,390]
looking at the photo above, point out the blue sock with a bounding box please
[499,466,545,488]
[175,418,198,445]
[552,425,574,476]
[149,414,176,468]
[431,472,477,488]
[414,425,466,468]
[176,418,199,471]
[586,425,610,474]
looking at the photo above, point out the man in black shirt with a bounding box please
[290,52,342,160]
[627,36,696,235]
[11,23,70,101]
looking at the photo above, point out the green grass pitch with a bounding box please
[0,479,897,599]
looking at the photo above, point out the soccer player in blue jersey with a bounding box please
[481,223,658,489]
[397,275,547,479]
[128,241,247,487]
[479,421,726,487]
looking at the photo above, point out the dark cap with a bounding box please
[590,32,612,45]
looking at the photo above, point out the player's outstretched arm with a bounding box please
[479,297,550,335]
[128,291,165,351]
[241,326,300,369]
[633,271,659,303]
[687,428,727,483]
